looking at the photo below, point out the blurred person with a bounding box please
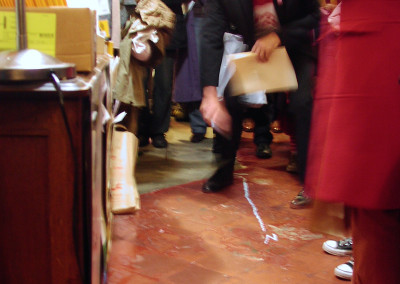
[138,0,189,148]
[115,0,175,135]
[313,4,355,281]
[305,1,400,283]
[174,0,209,143]
[199,0,320,193]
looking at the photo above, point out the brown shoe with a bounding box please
[242,118,255,132]
[270,120,283,133]
[290,189,312,209]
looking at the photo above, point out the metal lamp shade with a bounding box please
[0,0,76,82]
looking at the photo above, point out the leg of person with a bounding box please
[212,128,224,155]
[269,92,288,133]
[202,94,244,193]
[286,135,298,173]
[250,105,273,159]
[117,102,140,135]
[151,53,175,148]
[188,101,207,142]
[351,208,400,284]
[288,53,314,208]
[137,69,152,147]
[288,54,313,182]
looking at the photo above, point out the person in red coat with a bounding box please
[305,1,400,283]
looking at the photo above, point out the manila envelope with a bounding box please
[227,47,298,96]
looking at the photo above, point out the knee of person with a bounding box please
[288,103,312,117]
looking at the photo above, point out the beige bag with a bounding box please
[109,124,141,214]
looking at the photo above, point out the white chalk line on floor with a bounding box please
[236,173,278,245]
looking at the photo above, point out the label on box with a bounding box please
[0,11,56,56]
[0,12,17,51]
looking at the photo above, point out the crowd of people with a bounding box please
[117,0,400,283]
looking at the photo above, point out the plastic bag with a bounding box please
[130,25,159,62]
[217,33,267,107]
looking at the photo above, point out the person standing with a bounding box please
[305,1,400,282]
[199,0,320,193]
[138,0,189,148]
[174,0,209,143]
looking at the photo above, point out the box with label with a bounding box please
[0,7,96,72]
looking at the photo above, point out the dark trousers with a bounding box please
[211,94,245,180]
[245,105,273,146]
[287,53,315,182]
[138,54,175,138]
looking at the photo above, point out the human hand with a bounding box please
[251,32,281,62]
[323,3,337,13]
[200,86,232,138]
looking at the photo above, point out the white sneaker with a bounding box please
[334,259,354,280]
[322,237,353,256]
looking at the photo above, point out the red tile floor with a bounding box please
[106,122,349,284]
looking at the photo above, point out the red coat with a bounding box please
[305,0,400,209]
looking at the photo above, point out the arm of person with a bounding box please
[276,0,321,48]
[198,0,232,137]
[200,86,232,138]
[251,32,281,62]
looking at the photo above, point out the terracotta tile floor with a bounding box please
[106,120,349,284]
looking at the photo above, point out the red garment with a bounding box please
[351,208,400,283]
[252,0,273,6]
[305,0,400,209]
[252,0,279,36]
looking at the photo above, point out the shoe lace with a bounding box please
[338,238,353,247]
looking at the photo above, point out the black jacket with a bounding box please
[163,0,188,50]
[200,0,320,87]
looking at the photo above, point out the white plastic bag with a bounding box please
[217,33,267,107]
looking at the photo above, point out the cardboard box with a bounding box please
[1,7,96,72]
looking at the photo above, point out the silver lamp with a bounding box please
[0,0,76,81]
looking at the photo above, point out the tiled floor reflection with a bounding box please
[107,120,348,284]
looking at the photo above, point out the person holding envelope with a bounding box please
[199,0,320,198]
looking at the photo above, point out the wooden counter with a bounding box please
[0,56,112,284]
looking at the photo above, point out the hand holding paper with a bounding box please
[251,32,281,62]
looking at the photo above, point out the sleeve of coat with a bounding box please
[199,0,228,88]
[276,0,321,50]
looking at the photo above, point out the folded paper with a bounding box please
[227,47,298,96]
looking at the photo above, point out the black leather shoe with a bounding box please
[190,133,205,143]
[139,136,150,147]
[256,143,272,159]
[152,134,168,148]
[202,176,233,193]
